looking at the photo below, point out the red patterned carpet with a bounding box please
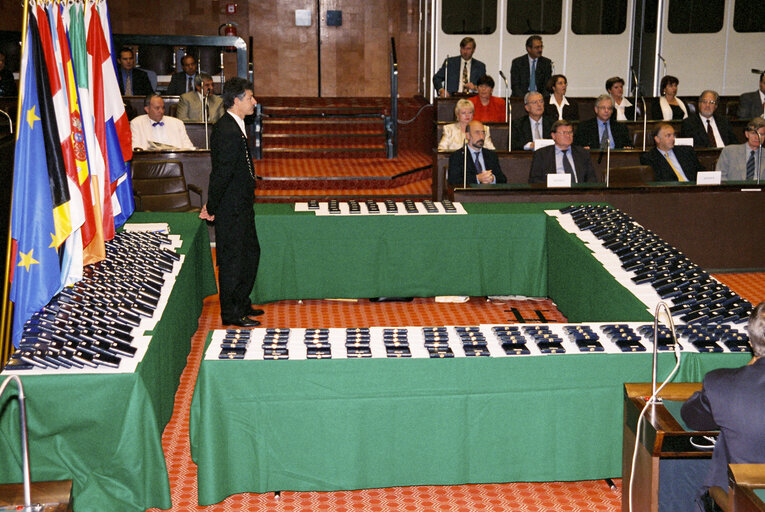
[146,265,765,512]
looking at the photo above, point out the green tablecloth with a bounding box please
[190,341,749,505]
[251,203,652,322]
[0,213,217,512]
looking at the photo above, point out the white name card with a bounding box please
[547,173,572,188]
[696,171,721,185]
[674,138,694,147]
[533,139,555,151]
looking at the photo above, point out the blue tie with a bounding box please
[529,59,537,92]
[152,121,164,127]
[746,150,756,180]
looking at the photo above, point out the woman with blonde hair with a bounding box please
[438,99,494,150]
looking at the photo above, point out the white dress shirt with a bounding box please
[130,114,195,150]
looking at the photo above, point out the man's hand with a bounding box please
[199,204,215,221]
[439,88,449,98]
[465,82,477,92]
[476,170,495,184]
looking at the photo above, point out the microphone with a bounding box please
[657,53,667,79]
[605,138,611,187]
[757,131,763,184]
[598,136,610,164]
[203,95,210,150]
[551,60,555,75]
[499,70,510,125]
[442,55,449,97]
[752,69,764,74]
[0,108,12,134]
[463,123,470,188]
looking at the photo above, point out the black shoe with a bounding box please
[249,307,265,316]
[222,316,260,327]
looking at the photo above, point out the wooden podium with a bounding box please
[622,383,717,512]
[729,464,765,512]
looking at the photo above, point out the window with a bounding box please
[733,0,765,32]
[441,0,497,35]
[571,0,628,34]
[506,0,562,35]
[667,0,724,34]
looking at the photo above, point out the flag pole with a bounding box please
[0,0,32,365]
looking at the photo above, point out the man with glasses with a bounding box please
[447,120,506,185]
[574,94,631,149]
[510,35,552,98]
[681,90,738,148]
[529,120,596,183]
[511,91,554,150]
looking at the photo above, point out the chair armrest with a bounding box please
[187,184,203,208]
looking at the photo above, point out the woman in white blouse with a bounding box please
[606,76,637,121]
[544,74,578,121]
[651,75,688,120]
[438,99,494,150]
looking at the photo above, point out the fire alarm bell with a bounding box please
[226,3,237,14]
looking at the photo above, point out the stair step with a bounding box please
[262,135,385,148]
[262,147,388,159]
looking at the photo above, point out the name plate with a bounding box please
[533,139,555,151]
[696,171,721,185]
[547,173,572,188]
[675,137,694,147]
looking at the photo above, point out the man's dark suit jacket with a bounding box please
[681,357,765,489]
[166,72,196,95]
[207,113,259,322]
[573,117,631,149]
[737,91,764,119]
[680,112,739,148]
[509,54,552,98]
[432,56,486,95]
[117,67,153,96]
[545,99,579,121]
[447,146,507,186]
[511,115,554,150]
[528,145,596,184]
[639,145,704,181]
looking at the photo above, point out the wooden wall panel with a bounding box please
[0,0,421,98]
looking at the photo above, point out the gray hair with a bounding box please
[524,91,543,105]
[748,302,765,356]
[194,73,213,88]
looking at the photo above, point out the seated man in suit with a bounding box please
[510,35,552,98]
[737,72,765,120]
[166,54,198,95]
[447,120,507,186]
[130,94,195,150]
[573,94,631,149]
[528,120,596,184]
[640,123,703,181]
[176,73,225,124]
[715,117,765,181]
[681,302,765,510]
[681,90,738,148]
[432,37,486,97]
[511,92,554,150]
[116,47,153,96]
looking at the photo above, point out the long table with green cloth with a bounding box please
[191,202,750,505]
[0,213,217,512]
[251,202,651,321]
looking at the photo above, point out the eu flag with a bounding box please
[9,17,64,347]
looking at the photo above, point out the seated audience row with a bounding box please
[445,118,764,186]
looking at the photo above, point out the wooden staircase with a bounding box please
[253,97,434,202]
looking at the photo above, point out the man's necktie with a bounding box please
[664,152,686,181]
[124,72,132,96]
[529,59,537,92]
[152,121,164,127]
[600,122,609,149]
[746,150,756,180]
[534,121,542,140]
[187,76,193,93]
[706,119,717,147]
[462,61,468,91]
[474,152,483,172]
[562,149,576,182]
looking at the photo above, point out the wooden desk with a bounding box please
[622,382,714,512]
[450,182,764,271]
[730,464,765,512]
[0,480,72,511]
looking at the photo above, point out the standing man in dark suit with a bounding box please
[116,47,153,96]
[737,72,765,120]
[448,120,507,186]
[199,77,263,327]
[681,90,738,148]
[511,91,554,150]
[640,123,704,181]
[510,35,552,98]
[573,94,631,149]
[529,120,596,184]
[681,302,765,509]
[166,54,198,95]
[433,37,486,97]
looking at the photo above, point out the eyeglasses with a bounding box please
[700,100,717,105]
[555,130,574,136]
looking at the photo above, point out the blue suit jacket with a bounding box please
[433,56,486,95]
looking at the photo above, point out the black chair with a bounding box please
[131,159,202,212]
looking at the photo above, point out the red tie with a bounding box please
[706,119,717,147]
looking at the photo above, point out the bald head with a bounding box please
[466,120,486,150]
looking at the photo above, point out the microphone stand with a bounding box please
[651,301,676,408]
[641,96,648,152]
[203,93,209,150]
[499,70,511,149]
[462,137,468,189]
[0,108,12,133]
[658,54,667,81]
[443,56,449,98]
[0,376,32,509]
[605,138,611,187]
[631,68,639,122]
[758,132,763,184]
